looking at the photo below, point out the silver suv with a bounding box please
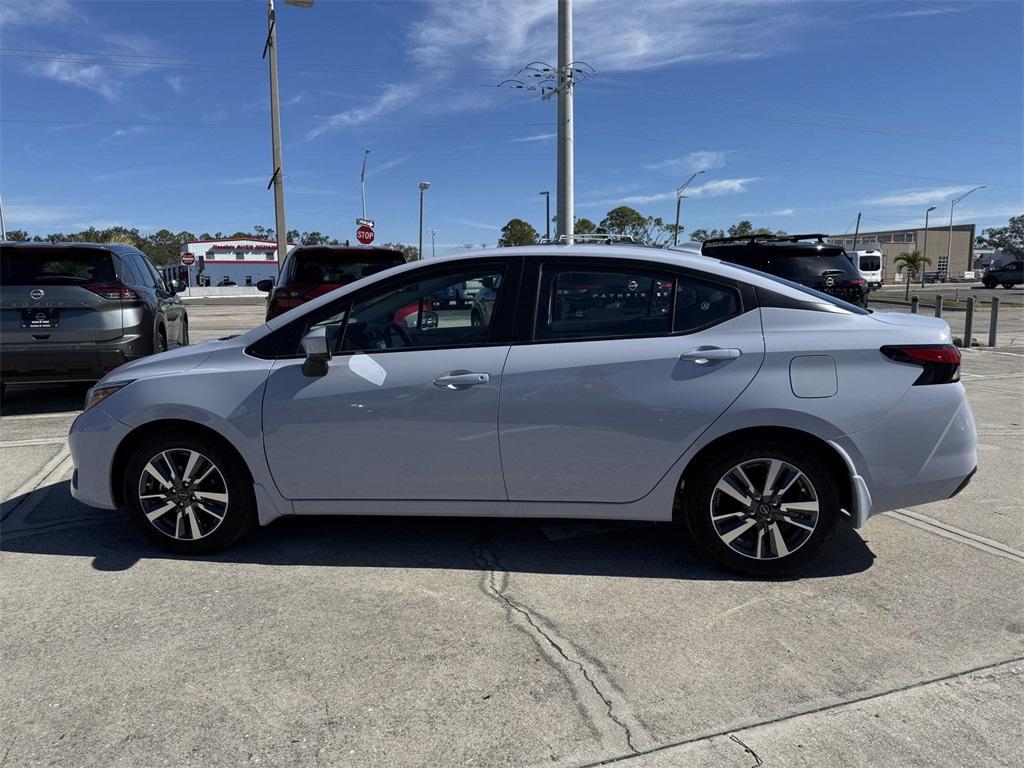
[0,242,188,391]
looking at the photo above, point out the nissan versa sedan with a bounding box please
[68,244,977,576]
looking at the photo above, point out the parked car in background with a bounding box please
[258,245,406,320]
[981,261,1023,289]
[693,234,868,307]
[1,242,187,393]
[69,245,975,577]
[923,271,948,284]
[849,248,884,288]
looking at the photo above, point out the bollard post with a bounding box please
[989,296,1000,347]
[963,297,975,348]
[910,295,919,314]
[934,295,943,318]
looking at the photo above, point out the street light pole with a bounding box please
[360,149,370,221]
[921,205,936,288]
[556,0,574,244]
[673,170,705,246]
[0,195,7,241]
[418,181,431,261]
[264,0,312,271]
[947,186,985,279]
[540,191,550,241]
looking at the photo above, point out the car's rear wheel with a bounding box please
[123,432,255,554]
[983,279,997,289]
[682,442,840,577]
[154,327,167,354]
[1002,282,1015,289]
[181,319,190,347]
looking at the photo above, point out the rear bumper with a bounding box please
[0,335,148,384]
[833,384,977,522]
[68,405,130,510]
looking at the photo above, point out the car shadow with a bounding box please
[2,479,876,580]
[1,382,89,416]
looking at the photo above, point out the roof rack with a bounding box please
[703,233,830,246]
[539,233,640,245]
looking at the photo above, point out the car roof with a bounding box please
[264,243,830,331]
[0,241,140,256]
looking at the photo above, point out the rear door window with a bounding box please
[0,246,116,286]
[763,252,860,281]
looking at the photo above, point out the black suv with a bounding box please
[699,234,868,307]
[982,260,1023,289]
[0,242,187,389]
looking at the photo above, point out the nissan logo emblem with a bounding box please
[626,280,639,291]
[30,289,45,299]
[824,276,835,288]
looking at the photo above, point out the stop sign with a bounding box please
[356,225,375,244]
[180,252,196,266]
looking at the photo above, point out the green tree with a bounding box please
[600,206,647,241]
[894,250,930,300]
[4,229,30,241]
[498,218,540,247]
[728,220,754,238]
[575,217,598,235]
[380,242,418,261]
[300,231,331,246]
[688,228,725,243]
[976,214,1024,258]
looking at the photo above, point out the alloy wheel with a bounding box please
[709,457,819,560]
[136,449,229,540]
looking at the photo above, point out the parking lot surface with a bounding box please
[2,300,1022,768]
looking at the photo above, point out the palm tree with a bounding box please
[894,250,930,300]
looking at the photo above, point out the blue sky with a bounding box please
[1,0,1021,255]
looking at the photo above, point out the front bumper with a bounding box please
[0,335,147,384]
[68,406,132,510]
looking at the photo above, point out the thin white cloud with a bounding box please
[866,185,973,206]
[307,85,419,140]
[107,125,151,141]
[741,208,796,217]
[2,200,93,230]
[646,150,727,172]
[366,156,412,177]
[216,177,266,186]
[410,1,806,72]
[0,0,75,26]
[449,218,500,230]
[513,132,557,143]
[580,177,762,209]
[165,75,185,95]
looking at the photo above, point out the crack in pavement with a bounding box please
[728,734,763,767]
[474,537,653,757]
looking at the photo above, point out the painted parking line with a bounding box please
[0,438,67,448]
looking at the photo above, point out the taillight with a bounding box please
[881,344,961,385]
[85,282,139,300]
[851,278,866,286]
[267,290,307,319]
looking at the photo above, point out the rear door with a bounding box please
[498,259,764,503]
[0,246,125,344]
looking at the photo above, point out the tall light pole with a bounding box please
[427,227,438,259]
[360,149,370,221]
[673,170,705,246]
[0,195,7,240]
[265,0,312,271]
[418,181,430,261]
[540,191,550,241]
[947,186,985,278]
[556,0,574,244]
[921,205,936,288]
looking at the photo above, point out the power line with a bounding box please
[898,0,1024,30]
[587,127,1023,190]
[0,118,554,130]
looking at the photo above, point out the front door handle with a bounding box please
[680,347,741,364]
[433,371,490,390]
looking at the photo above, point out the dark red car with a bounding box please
[258,246,406,320]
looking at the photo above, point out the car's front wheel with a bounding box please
[983,279,997,289]
[1002,282,1015,289]
[683,442,840,577]
[123,432,255,554]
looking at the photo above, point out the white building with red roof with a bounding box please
[183,238,296,287]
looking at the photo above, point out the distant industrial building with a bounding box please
[181,238,295,286]
[827,224,975,283]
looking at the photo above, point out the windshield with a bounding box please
[290,248,404,285]
[762,252,861,282]
[727,263,871,315]
[0,246,117,285]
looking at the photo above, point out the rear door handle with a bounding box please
[680,347,741,363]
[433,371,490,389]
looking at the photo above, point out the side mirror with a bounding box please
[301,326,331,377]
[420,310,439,330]
[256,278,274,293]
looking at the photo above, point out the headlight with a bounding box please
[84,381,133,411]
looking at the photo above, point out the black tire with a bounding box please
[470,310,483,327]
[983,280,997,289]
[181,319,190,347]
[1002,283,1014,289]
[122,431,256,554]
[681,441,840,578]
[154,327,167,354]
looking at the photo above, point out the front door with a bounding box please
[499,263,765,503]
[262,262,514,501]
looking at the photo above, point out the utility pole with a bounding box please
[556,0,574,244]
[0,195,7,241]
[673,170,705,246]
[427,227,438,258]
[921,205,936,288]
[360,149,370,220]
[850,212,861,252]
[947,186,985,278]
[265,0,289,271]
[540,191,550,241]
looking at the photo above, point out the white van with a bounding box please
[850,249,883,288]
